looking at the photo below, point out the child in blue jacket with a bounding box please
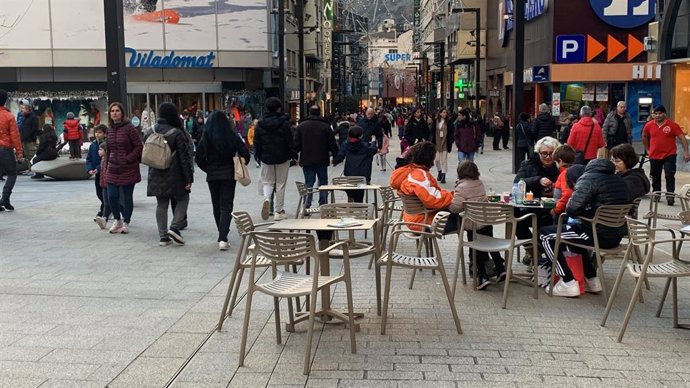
[332,126,378,202]
[85,125,107,217]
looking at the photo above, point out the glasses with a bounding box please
[539,152,553,158]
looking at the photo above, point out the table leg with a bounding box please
[318,238,332,321]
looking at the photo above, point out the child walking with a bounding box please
[332,126,378,202]
[378,133,390,171]
[94,143,112,229]
[63,112,82,159]
[86,124,107,218]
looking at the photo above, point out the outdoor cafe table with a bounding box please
[319,184,382,215]
[267,218,380,331]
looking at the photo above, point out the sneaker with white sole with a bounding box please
[274,211,287,221]
[94,217,107,230]
[546,279,580,297]
[167,229,185,245]
[219,241,230,251]
[261,199,270,220]
[160,237,172,246]
[109,220,124,234]
[585,276,603,293]
[120,222,129,234]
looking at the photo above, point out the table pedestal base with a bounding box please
[285,309,363,332]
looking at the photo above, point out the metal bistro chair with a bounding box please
[295,181,322,219]
[217,212,305,330]
[550,204,633,303]
[643,184,690,228]
[378,212,462,335]
[399,194,437,289]
[238,231,356,375]
[375,186,404,270]
[330,176,368,203]
[455,202,538,309]
[601,217,690,342]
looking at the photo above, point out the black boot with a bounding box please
[1,196,13,211]
[437,171,442,181]
[440,172,446,184]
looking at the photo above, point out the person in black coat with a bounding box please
[538,159,630,297]
[358,107,383,149]
[19,102,40,161]
[515,112,535,162]
[332,125,378,202]
[146,102,195,246]
[610,143,650,217]
[404,108,429,145]
[514,136,560,199]
[295,106,339,208]
[196,110,250,250]
[533,104,556,141]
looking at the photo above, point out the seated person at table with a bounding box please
[390,141,453,231]
[447,161,506,289]
[610,143,650,217]
[514,136,560,198]
[551,144,577,217]
[332,125,378,202]
[538,159,629,297]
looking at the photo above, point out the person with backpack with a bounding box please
[145,102,194,246]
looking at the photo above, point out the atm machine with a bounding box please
[638,97,653,123]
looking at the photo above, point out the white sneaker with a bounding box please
[546,279,580,297]
[219,241,230,251]
[274,211,287,221]
[94,217,107,230]
[109,220,123,234]
[120,222,129,234]
[585,276,603,293]
[261,199,270,220]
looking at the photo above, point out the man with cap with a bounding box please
[642,105,690,205]
[19,98,39,163]
[0,89,24,211]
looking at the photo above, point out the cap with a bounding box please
[66,112,75,119]
[653,105,667,114]
[20,99,30,106]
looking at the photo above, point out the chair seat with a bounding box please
[643,211,680,221]
[378,252,438,269]
[256,271,340,297]
[464,234,531,252]
[305,207,321,214]
[240,252,304,267]
[628,261,690,278]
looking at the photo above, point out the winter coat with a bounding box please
[332,139,378,183]
[567,159,630,241]
[358,117,383,148]
[559,123,572,144]
[429,119,453,153]
[105,120,143,186]
[404,117,429,144]
[381,119,392,138]
[63,119,82,141]
[35,129,58,161]
[19,111,39,143]
[335,120,350,146]
[295,115,339,167]
[514,153,559,198]
[449,178,486,230]
[553,166,572,216]
[254,112,295,164]
[515,120,534,148]
[146,122,194,198]
[0,107,22,158]
[454,121,479,153]
[567,116,605,161]
[195,128,250,182]
[379,134,390,155]
[621,168,650,204]
[602,111,632,148]
[85,139,103,172]
[99,154,109,189]
[390,163,453,230]
[532,112,556,141]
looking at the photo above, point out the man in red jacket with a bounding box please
[567,105,605,165]
[0,89,24,211]
[642,105,690,205]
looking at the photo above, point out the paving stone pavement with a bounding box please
[2,137,690,388]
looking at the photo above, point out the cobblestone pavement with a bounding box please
[2,138,690,388]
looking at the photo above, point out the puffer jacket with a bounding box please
[514,153,559,198]
[195,128,250,182]
[621,167,650,205]
[533,112,555,140]
[390,163,453,230]
[448,178,486,230]
[0,106,23,158]
[63,119,82,141]
[567,159,630,240]
[146,122,194,198]
[19,111,39,143]
[454,121,479,153]
[105,120,143,186]
[332,139,378,183]
[254,112,295,164]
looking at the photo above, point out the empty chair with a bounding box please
[601,217,690,342]
[643,185,690,228]
[295,181,322,219]
[330,176,368,203]
[378,212,462,334]
[238,231,356,375]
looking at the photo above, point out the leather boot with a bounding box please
[437,171,442,181]
[440,172,446,184]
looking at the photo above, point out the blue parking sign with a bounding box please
[555,35,585,64]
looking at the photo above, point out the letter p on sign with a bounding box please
[555,35,585,63]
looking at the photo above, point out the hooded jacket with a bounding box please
[332,138,378,183]
[449,178,486,230]
[567,116,605,160]
[514,153,559,198]
[0,106,22,158]
[533,112,555,141]
[390,163,453,229]
[567,159,630,241]
[146,121,194,198]
[620,168,650,204]
[254,112,295,164]
[295,115,339,167]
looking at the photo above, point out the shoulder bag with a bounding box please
[574,125,594,165]
[234,152,251,186]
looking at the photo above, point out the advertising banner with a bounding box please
[413,0,421,51]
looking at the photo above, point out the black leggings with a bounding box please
[208,179,237,242]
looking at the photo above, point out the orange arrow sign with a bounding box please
[587,35,606,62]
[628,34,645,61]
[607,34,626,62]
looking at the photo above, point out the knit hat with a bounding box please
[66,112,75,119]
[653,105,667,114]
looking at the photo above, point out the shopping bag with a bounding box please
[233,153,251,186]
[563,250,585,295]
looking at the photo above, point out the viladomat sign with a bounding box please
[125,47,216,68]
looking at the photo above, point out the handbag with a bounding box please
[574,125,594,165]
[233,153,251,187]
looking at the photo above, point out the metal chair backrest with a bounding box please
[594,204,633,228]
[333,176,366,185]
[625,217,654,246]
[430,211,450,237]
[400,195,428,216]
[295,181,308,197]
[379,186,397,203]
[232,211,256,235]
[680,210,690,225]
[250,231,315,264]
[320,203,375,220]
[463,201,514,226]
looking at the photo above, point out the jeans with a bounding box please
[0,148,17,201]
[302,165,328,208]
[208,179,237,242]
[101,187,111,220]
[649,154,677,194]
[107,183,135,223]
[458,151,475,162]
[156,193,189,238]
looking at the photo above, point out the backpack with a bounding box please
[142,127,177,170]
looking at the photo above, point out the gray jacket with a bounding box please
[602,111,632,148]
